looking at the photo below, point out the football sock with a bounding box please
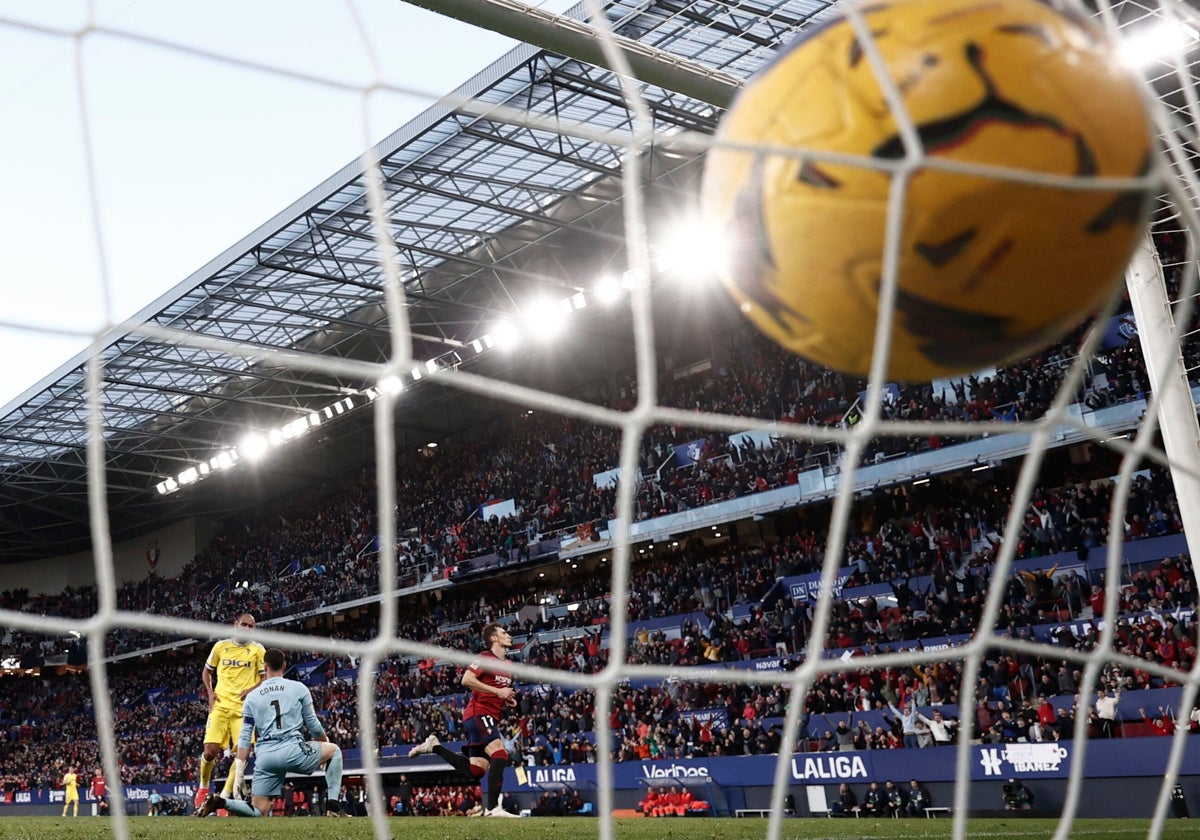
[223,800,259,817]
[199,755,215,788]
[231,757,246,798]
[486,756,507,810]
[325,745,344,802]
[432,745,476,781]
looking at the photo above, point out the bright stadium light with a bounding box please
[268,428,284,446]
[1118,17,1199,68]
[521,297,565,340]
[380,375,404,395]
[239,433,270,462]
[571,291,587,311]
[492,320,520,349]
[657,217,730,282]
[177,466,199,485]
[282,418,308,440]
[594,275,622,305]
[212,451,236,470]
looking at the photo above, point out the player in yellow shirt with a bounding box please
[61,768,79,817]
[195,613,265,810]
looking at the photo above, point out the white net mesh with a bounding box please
[1,0,1200,839]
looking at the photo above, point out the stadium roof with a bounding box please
[0,0,838,562]
[2,0,1197,564]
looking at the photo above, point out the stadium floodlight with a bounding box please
[341,396,355,410]
[411,366,423,381]
[307,412,321,427]
[380,375,404,395]
[571,291,587,311]
[492,320,520,349]
[282,418,308,440]
[520,297,565,340]
[1117,17,1199,68]
[481,333,496,349]
[164,477,178,493]
[470,338,484,354]
[594,275,622,305]
[212,451,235,470]
[657,217,730,282]
[334,402,346,415]
[239,433,270,462]
[198,462,211,476]
[364,388,379,401]
[425,359,438,374]
[177,466,200,485]
[155,481,170,495]
[268,428,284,445]
[323,405,335,419]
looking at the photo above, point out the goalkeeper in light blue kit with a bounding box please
[197,647,348,818]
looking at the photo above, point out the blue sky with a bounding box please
[0,0,572,413]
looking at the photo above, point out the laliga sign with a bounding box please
[790,755,868,781]
[979,743,1069,777]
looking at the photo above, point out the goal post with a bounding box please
[1126,232,1200,560]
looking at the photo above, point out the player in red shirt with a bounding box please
[91,770,107,815]
[409,623,520,818]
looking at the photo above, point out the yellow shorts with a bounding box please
[65,791,78,802]
[203,705,244,748]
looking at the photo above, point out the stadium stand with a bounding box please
[0,225,1198,804]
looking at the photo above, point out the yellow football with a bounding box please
[700,0,1155,381]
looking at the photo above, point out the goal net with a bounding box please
[1,1,1199,839]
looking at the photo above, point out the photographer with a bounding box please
[1003,779,1034,811]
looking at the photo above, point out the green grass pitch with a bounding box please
[0,817,1183,840]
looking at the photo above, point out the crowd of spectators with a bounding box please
[0,525,1195,791]
[2,273,1184,661]
[1,225,1198,792]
